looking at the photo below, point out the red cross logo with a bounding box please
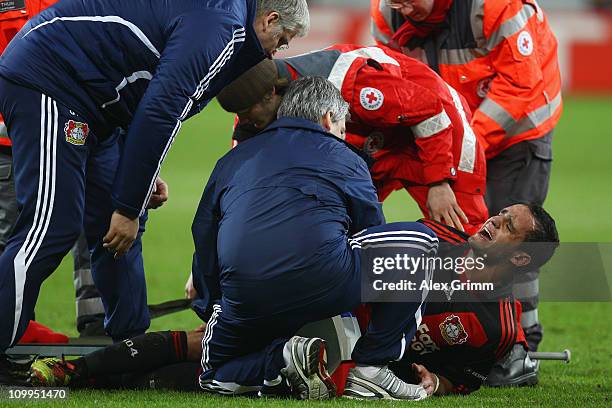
[517,31,533,56]
[365,92,378,104]
[522,37,530,49]
[360,87,384,110]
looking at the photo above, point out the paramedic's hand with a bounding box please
[103,211,139,259]
[427,182,468,231]
[185,272,197,300]
[147,177,169,209]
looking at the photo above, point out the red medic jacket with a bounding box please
[276,44,487,200]
[0,0,58,146]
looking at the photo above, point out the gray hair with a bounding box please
[277,76,349,124]
[256,0,310,37]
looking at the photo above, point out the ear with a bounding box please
[321,111,333,131]
[509,251,532,268]
[263,11,280,32]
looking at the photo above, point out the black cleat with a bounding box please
[486,344,539,387]
[1,354,34,386]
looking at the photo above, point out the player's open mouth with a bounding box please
[479,224,493,241]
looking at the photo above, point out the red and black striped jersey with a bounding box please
[395,219,524,394]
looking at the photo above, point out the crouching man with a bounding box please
[29,77,438,401]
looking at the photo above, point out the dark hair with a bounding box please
[520,205,560,269]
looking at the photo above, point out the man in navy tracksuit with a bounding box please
[0,0,310,349]
[191,77,438,399]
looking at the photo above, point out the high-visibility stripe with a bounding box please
[509,91,562,137]
[411,110,452,139]
[513,279,539,299]
[12,94,58,344]
[24,16,161,58]
[76,297,105,318]
[370,19,391,44]
[446,84,477,173]
[327,46,400,90]
[487,4,537,52]
[479,98,516,132]
[469,0,486,48]
[521,309,539,328]
[480,91,562,137]
[438,3,537,66]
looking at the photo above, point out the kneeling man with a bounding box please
[189,76,437,400]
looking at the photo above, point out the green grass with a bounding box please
[29,96,612,407]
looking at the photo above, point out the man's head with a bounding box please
[254,0,310,57]
[217,59,285,129]
[387,0,435,22]
[277,76,349,139]
[469,204,559,271]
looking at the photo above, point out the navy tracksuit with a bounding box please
[0,0,266,349]
[191,118,438,394]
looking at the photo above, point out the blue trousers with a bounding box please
[198,222,436,395]
[0,77,149,350]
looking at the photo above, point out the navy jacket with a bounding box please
[191,117,385,319]
[0,0,266,218]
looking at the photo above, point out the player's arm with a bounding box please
[470,2,546,155]
[112,10,249,219]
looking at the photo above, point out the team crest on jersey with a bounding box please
[64,120,89,146]
[360,87,384,111]
[364,132,385,154]
[439,314,469,345]
[517,31,534,57]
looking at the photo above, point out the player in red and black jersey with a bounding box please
[26,203,558,400]
[364,203,559,396]
[390,219,525,395]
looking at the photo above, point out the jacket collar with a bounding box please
[246,0,265,57]
[263,117,375,168]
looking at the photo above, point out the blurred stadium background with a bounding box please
[32,1,610,406]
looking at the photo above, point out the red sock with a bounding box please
[18,321,69,344]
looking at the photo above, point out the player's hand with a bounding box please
[147,177,169,209]
[412,363,437,396]
[103,210,139,259]
[185,272,197,299]
[426,182,469,231]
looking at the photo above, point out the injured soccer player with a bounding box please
[25,79,559,399]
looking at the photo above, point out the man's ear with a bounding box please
[321,111,333,131]
[510,251,532,268]
[263,11,280,32]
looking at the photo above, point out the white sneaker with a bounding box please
[343,366,428,400]
[280,336,336,400]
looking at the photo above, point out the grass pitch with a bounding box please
[27,96,612,407]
